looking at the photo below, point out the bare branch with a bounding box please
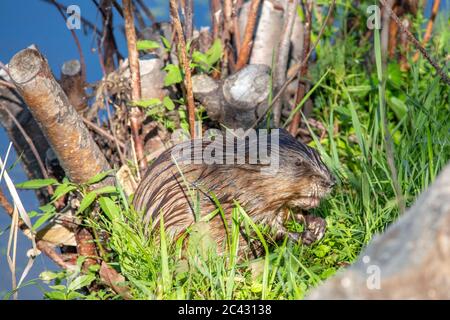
[8,46,112,185]
[289,0,312,136]
[235,0,261,71]
[170,0,197,138]
[135,0,156,24]
[123,0,147,173]
[183,0,194,43]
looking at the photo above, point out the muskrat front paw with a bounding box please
[300,216,327,245]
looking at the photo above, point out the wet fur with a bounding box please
[133,129,335,258]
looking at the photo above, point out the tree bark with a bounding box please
[123,0,147,174]
[8,45,112,185]
[238,0,283,68]
[192,64,271,130]
[60,60,87,113]
[308,162,450,299]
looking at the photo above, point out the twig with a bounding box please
[98,0,120,74]
[210,0,221,41]
[399,18,410,71]
[50,0,87,80]
[221,0,234,75]
[289,0,313,136]
[232,1,242,55]
[111,0,124,18]
[135,0,156,23]
[183,0,194,43]
[134,3,147,30]
[413,0,441,62]
[379,0,450,85]
[82,117,126,150]
[235,0,261,70]
[388,5,399,58]
[95,39,126,164]
[381,0,395,60]
[170,0,197,138]
[123,0,147,172]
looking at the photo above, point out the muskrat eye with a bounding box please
[295,160,303,167]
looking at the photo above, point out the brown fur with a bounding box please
[133,129,335,258]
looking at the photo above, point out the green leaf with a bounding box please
[192,51,209,69]
[164,64,183,86]
[313,244,331,258]
[39,203,56,213]
[160,36,171,50]
[78,191,97,213]
[52,184,77,201]
[78,186,117,213]
[67,291,86,300]
[205,39,222,66]
[296,4,304,21]
[88,264,101,273]
[16,178,58,189]
[48,285,66,291]
[136,40,160,51]
[45,291,66,300]
[28,210,39,218]
[68,274,96,292]
[40,271,59,282]
[94,186,117,195]
[388,62,402,86]
[86,170,113,185]
[98,197,120,221]
[33,210,56,231]
[320,268,336,280]
[163,96,175,111]
[388,96,408,120]
[132,98,161,108]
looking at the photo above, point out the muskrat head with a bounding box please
[269,129,336,210]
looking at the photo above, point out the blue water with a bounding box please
[0,0,448,299]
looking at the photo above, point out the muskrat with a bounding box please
[133,128,335,258]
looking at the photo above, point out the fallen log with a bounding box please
[8,45,112,186]
[192,64,271,130]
